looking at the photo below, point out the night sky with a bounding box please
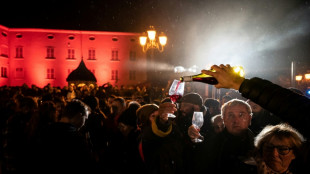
[1,0,310,81]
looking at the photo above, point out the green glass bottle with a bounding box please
[180,66,244,85]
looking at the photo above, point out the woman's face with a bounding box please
[262,136,295,173]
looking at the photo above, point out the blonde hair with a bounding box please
[254,123,305,153]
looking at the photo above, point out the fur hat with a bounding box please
[136,104,159,127]
[180,92,203,107]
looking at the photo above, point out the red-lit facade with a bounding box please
[0,25,147,88]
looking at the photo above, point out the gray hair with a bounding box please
[221,98,252,117]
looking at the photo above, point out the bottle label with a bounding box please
[182,76,193,82]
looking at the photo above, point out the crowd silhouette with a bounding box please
[0,65,309,174]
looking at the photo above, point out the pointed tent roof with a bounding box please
[66,59,97,82]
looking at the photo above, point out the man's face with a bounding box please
[179,102,195,117]
[223,104,252,136]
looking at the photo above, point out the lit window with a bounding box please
[68,35,75,40]
[16,46,23,58]
[16,33,22,38]
[47,34,54,39]
[46,46,55,59]
[88,48,96,60]
[47,68,55,79]
[112,70,118,80]
[111,49,119,61]
[112,37,118,41]
[89,36,95,41]
[67,49,75,59]
[2,32,7,37]
[15,68,24,78]
[1,45,8,57]
[1,67,7,78]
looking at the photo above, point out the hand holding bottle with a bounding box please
[201,64,245,90]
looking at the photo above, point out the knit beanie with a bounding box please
[136,104,159,127]
[118,106,139,128]
[180,92,203,107]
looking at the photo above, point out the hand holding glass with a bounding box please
[168,79,185,118]
[192,111,204,143]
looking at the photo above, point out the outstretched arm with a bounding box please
[201,64,245,90]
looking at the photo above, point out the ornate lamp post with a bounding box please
[139,26,167,52]
[139,26,167,83]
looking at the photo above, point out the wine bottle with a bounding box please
[180,73,218,85]
[180,66,244,85]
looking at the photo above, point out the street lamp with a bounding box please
[139,26,167,52]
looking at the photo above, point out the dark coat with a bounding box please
[239,77,310,139]
[193,128,257,174]
[141,117,185,174]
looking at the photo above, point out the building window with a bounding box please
[89,36,95,40]
[1,45,8,57]
[111,70,118,80]
[47,34,54,39]
[15,68,24,79]
[16,33,22,38]
[1,67,7,78]
[2,32,7,37]
[46,46,55,59]
[88,48,96,60]
[112,37,118,41]
[67,49,75,59]
[129,51,136,61]
[16,46,23,58]
[47,68,55,79]
[111,49,119,61]
[129,70,136,80]
[68,35,75,40]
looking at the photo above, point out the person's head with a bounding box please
[246,99,263,113]
[204,98,220,116]
[254,123,305,173]
[83,95,100,111]
[179,92,203,118]
[221,94,232,106]
[221,98,252,136]
[62,99,91,129]
[39,100,58,123]
[136,104,159,129]
[111,96,126,116]
[211,114,224,134]
[118,102,140,136]
[107,95,116,107]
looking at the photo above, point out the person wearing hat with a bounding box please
[142,92,209,174]
[105,101,145,174]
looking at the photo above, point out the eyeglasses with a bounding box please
[263,145,293,155]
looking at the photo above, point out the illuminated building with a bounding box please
[0,25,147,88]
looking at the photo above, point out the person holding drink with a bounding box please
[188,98,257,173]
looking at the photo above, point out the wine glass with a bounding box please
[168,79,185,118]
[192,111,204,143]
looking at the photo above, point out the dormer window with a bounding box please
[16,33,22,38]
[112,37,118,41]
[47,34,54,39]
[2,32,7,37]
[89,36,95,41]
[68,35,75,40]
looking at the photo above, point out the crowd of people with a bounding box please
[0,64,309,174]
